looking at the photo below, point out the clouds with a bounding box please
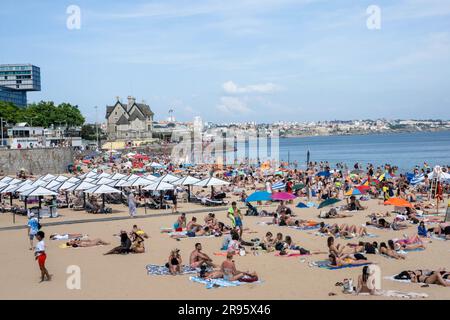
[222,80,281,94]
[217,96,251,114]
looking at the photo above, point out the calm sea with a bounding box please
[277,131,450,172]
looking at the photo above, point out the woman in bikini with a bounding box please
[67,238,110,248]
[356,266,377,295]
[398,269,450,287]
[220,251,258,281]
[328,253,372,267]
[167,248,182,275]
[379,242,405,259]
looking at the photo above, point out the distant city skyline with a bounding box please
[1,0,450,123]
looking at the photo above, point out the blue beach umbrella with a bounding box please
[246,191,272,202]
[316,171,331,178]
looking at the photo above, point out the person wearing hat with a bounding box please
[167,248,182,275]
[27,212,40,250]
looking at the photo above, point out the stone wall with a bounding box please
[0,148,74,175]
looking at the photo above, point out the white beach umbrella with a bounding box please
[173,176,200,186]
[15,182,35,193]
[96,177,115,185]
[194,177,230,187]
[31,179,48,187]
[21,186,57,197]
[84,184,122,194]
[53,181,75,192]
[67,177,81,184]
[149,162,164,168]
[144,174,159,181]
[96,172,111,179]
[0,177,13,183]
[0,182,8,189]
[159,173,181,183]
[117,178,138,187]
[83,177,96,183]
[45,180,62,190]
[127,174,140,181]
[55,175,69,182]
[8,178,23,185]
[74,181,97,191]
[41,174,56,182]
[110,173,127,180]
[131,177,156,187]
[143,180,174,191]
[1,184,23,194]
[85,171,98,178]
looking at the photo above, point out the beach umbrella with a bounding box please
[96,177,115,185]
[143,180,174,191]
[144,174,159,181]
[0,177,13,183]
[0,182,8,190]
[67,177,81,184]
[316,171,331,178]
[149,162,164,168]
[84,184,122,210]
[110,173,127,180]
[293,183,305,191]
[44,180,62,191]
[85,171,98,178]
[1,183,23,194]
[159,173,181,183]
[74,181,97,191]
[317,198,341,209]
[356,185,370,193]
[24,186,58,197]
[296,202,308,208]
[174,176,200,186]
[54,181,75,191]
[345,188,362,196]
[271,192,296,201]
[117,178,138,187]
[41,174,56,182]
[246,191,272,202]
[194,177,230,187]
[272,181,285,191]
[131,177,156,187]
[8,178,23,185]
[54,175,68,182]
[96,172,111,179]
[384,198,413,208]
[127,174,140,181]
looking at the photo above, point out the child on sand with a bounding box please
[35,231,51,282]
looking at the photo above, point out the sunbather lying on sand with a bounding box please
[66,238,110,247]
[379,242,406,259]
[429,223,450,240]
[170,226,212,239]
[395,269,450,287]
[50,233,85,240]
[328,253,372,267]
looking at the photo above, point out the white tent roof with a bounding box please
[8,178,23,185]
[131,177,156,187]
[41,174,56,182]
[83,177,96,183]
[194,177,230,187]
[0,177,13,183]
[160,173,181,183]
[1,184,22,194]
[85,171,98,178]
[0,182,8,189]
[143,180,174,191]
[67,177,81,184]
[96,177,115,185]
[74,181,97,191]
[117,178,138,187]
[110,173,127,180]
[31,179,48,187]
[54,181,75,191]
[144,174,159,181]
[96,172,111,179]
[174,176,200,186]
[45,180,62,190]
[127,174,140,181]
[15,182,35,193]
[84,184,122,194]
[55,175,69,182]
[21,186,58,197]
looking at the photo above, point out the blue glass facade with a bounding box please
[0,64,41,107]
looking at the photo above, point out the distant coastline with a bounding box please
[281,127,450,138]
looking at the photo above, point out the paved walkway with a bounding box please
[0,205,247,232]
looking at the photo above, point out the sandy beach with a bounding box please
[1,196,449,300]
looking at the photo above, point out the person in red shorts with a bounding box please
[35,231,51,282]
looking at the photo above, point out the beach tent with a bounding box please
[271,192,296,201]
[246,191,272,202]
[317,198,341,209]
[20,186,58,220]
[384,198,413,208]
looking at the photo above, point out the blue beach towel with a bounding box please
[314,260,371,270]
[189,276,262,289]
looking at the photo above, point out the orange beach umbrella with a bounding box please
[384,198,413,208]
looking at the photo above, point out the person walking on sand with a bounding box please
[227,201,243,239]
[128,191,137,218]
[34,231,51,282]
[27,212,40,250]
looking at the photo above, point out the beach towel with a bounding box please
[189,276,262,289]
[384,275,450,285]
[431,234,448,241]
[145,264,211,276]
[313,260,371,270]
[214,251,230,256]
[288,224,320,231]
[401,247,425,252]
[357,290,428,299]
[274,252,310,257]
[168,231,216,239]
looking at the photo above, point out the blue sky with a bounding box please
[1,0,449,123]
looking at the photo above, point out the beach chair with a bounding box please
[203,198,227,206]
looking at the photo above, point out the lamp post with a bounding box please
[95,106,99,150]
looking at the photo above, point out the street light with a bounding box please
[95,106,99,149]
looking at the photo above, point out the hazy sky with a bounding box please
[1,0,449,123]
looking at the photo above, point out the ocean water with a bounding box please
[277,131,450,172]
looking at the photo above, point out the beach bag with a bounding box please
[239,248,246,256]
[319,211,328,219]
[239,275,258,283]
[343,279,354,294]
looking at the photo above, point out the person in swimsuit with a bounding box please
[104,231,131,255]
[67,238,110,247]
[408,269,450,287]
[379,242,405,259]
[189,243,215,268]
[228,202,243,238]
[167,248,182,275]
[356,266,377,295]
[209,251,257,281]
[328,253,372,267]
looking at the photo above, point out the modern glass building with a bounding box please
[0,64,41,107]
